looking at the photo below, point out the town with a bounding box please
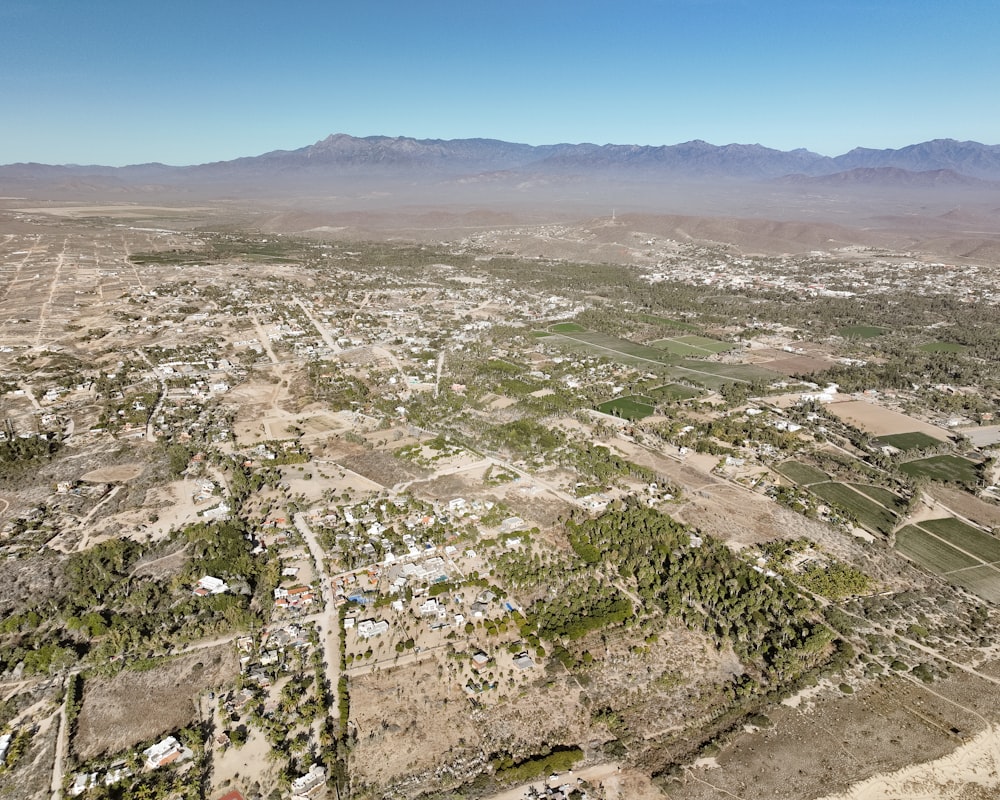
[1,206,1000,800]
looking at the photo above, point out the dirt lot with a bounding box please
[349,659,482,795]
[928,485,1000,530]
[74,645,238,760]
[79,463,145,483]
[827,400,951,440]
[659,670,1000,800]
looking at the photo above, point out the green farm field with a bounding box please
[919,518,1000,563]
[948,566,1000,604]
[638,313,699,332]
[596,395,656,420]
[775,461,829,485]
[918,341,968,354]
[648,383,701,401]
[809,482,898,535]
[849,484,908,513]
[651,335,734,356]
[895,526,981,574]
[899,455,979,484]
[877,431,945,451]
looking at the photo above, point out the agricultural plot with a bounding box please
[552,329,673,363]
[827,400,950,440]
[838,325,887,338]
[849,484,908,514]
[651,335,733,356]
[919,518,1000,563]
[775,461,829,485]
[876,431,944,451]
[895,526,981,574]
[894,518,1000,602]
[947,566,1000,604]
[549,321,587,333]
[899,455,979,485]
[808,481,898,535]
[597,395,656,420]
[649,383,701,401]
[651,338,715,356]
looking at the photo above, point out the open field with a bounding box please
[899,455,980,485]
[875,431,944,451]
[74,645,238,760]
[548,321,587,333]
[597,395,656,420]
[927,484,1000,529]
[774,461,829,485]
[894,518,1000,602]
[809,481,898,535]
[638,313,699,331]
[827,400,952,440]
[753,352,836,376]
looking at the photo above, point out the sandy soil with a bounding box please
[817,724,1000,800]
[827,400,951,440]
[79,463,145,483]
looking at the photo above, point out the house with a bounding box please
[471,652,490,671]
[290,764,327,800]
[216,792,245,800]
[356,619,389,638]
[70,773,99,797]
[194,576,229,596]
[143,736,191,769]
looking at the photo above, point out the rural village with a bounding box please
[1,205,1000,800]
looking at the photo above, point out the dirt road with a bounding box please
[294,512,341,728]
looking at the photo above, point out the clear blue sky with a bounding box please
[2,0,997,165]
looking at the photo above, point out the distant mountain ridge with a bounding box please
[4,135,1000,190]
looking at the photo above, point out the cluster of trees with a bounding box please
[0,521,279,674]
[563,502,840,682]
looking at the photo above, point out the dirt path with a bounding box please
[35,237,67,347]
[294,512,341,734]
[50,683,69,800]
[294,295,340,353]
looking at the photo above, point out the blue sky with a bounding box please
[2,0,997,165]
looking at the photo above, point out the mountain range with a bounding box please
[5,135,1000,185]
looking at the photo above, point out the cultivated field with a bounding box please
[809,481,898,536]
[650,334,733,356]
[828,400,951,440]
[876,431,944,451]
[899,455,980,485]
[597,395,656,420]
[774,461,829,485]
[895,518,1000,602]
